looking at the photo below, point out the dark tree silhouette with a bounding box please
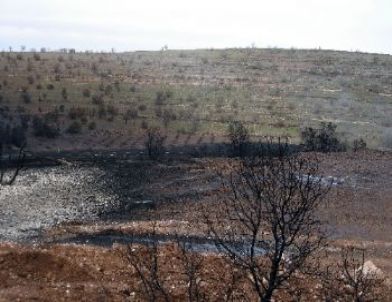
[0,126,25,187]
[205,140,331,301]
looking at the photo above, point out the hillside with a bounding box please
[1,48,392,152]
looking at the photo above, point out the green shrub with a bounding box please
[228,121,249,157]
[301,122,346,152]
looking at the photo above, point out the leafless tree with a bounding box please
[121,229,206,302]
[123,239,171,302]
[205,140,331,301]
[320,247,386,302]
[0,139,25,187]
[175,237,206,302]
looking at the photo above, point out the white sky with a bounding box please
[0,0,391,53]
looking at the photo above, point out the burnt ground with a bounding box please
[0,149,391,300]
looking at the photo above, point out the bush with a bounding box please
[92,94,104,105]
[67,121,82,134]
[352,138,367,151]
[155,89,173,106]
[88,121,96,130]
[21,91,32,104]
[228,121,249,157]
[106,104,118,116]
[123,109,138,124]
[32,116,59,138]
[127,108,138,119]
[162,109,177,128]
[141,120,148,129]
[0,123,27,147]
[33,53,41,61]
[27,76,35,85]
[68,107,87,120]
[61,88,68,100]
[138,104,147,111]
[301,122,345,152]
[144,128,166,160]
[82,88,91,97]
[10,126,26,147]
[98,105,106,119]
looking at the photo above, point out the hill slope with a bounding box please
[1,48,391,151]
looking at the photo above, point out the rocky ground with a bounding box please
[0,164,117,242]
[0,150,391,300]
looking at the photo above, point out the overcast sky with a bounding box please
[0,0,391,53]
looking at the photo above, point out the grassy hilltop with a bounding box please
[1,48,392,151]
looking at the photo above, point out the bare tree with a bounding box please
[0,126,25,187]
[205,140,330,301]
[145,127,166,160]
[121,229,205,302]
[320,247,385,302]
[228,121,249,157]
[123,240,171,302]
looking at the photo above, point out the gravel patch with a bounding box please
[0,165,118,242]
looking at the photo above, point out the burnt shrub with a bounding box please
[92,94,104,105]
[155,88,173,106]
[21,91,32,104]
[228,121,249,157]
[27,75,35,85]
[104,84,113,96]
[98,105,107,119]
[144,127,166,160]
[61,88,68,100]
[82,88,91,97]
[1,122,27,147]
[106,104,119,116]
[32,115,59,138]
[20,114,30,130]
[33,53,41,61]
[162,109,177,128]
[88,121,96,130]
[141,120,149,129]
[10,126,26,147]
[138,104,147,111]
[67,121,82,134]
[68,107,87,120]
[352,138,367,151]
